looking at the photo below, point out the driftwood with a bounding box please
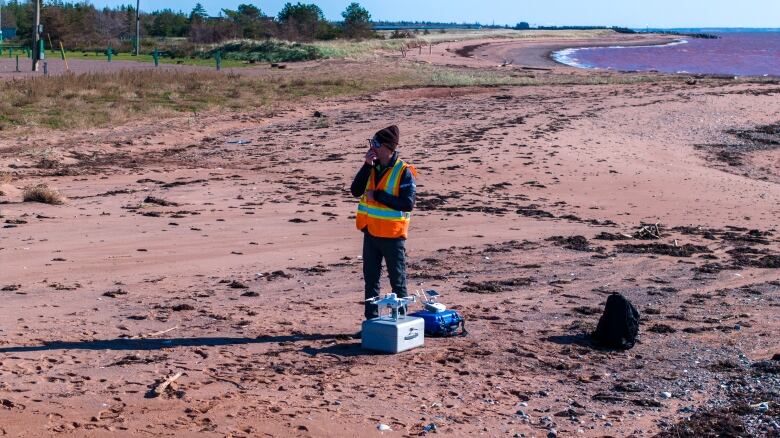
[206,373,247,390]
[152,372,183,397]
[131,326,178,339]
[634,223,662,239]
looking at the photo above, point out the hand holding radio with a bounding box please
[365,148,377,166]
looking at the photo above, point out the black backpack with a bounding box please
[592,293,640,349]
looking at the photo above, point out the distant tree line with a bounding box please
[535,25,627,31]
[372,20,534,31]
[0,1,375,48]
[0,1,693,50]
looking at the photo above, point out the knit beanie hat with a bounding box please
[374,125,400,149]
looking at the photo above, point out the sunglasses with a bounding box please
[368,138,382,149]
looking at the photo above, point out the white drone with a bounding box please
[366,293,416,320]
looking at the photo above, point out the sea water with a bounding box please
[553,31,780,77]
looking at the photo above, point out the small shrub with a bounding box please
[389,30,414,39]
[315,117,329,129]
[36,157,60,169]
[202,40,322,63]
[22,184,66,205]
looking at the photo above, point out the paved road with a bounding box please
[0,55,258,79]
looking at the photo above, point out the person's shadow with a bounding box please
[301,342,386,357]
[0,333,364,354]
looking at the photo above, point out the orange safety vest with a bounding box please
[356,159,415,239]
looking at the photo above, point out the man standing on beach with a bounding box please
[351,125,417,320]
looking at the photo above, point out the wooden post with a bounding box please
[215,49,221,71]
[32,0,40,71]
[135,0,141,56]
[60,41,69,71]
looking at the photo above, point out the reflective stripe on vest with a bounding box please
[355,159,411,239]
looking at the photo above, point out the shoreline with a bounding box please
[547,38,687,69]
[465,35,780,78]
[465,34,678,69]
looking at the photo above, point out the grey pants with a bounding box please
[363,233,407,319]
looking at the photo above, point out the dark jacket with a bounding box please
[351,152,416,212]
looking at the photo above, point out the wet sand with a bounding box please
[402,33,676,70]
[1,34,779,437]
[468,35,678,69]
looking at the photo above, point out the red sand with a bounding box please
[1,35,779,437]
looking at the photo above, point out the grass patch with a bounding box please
[22,184,66,205]
[415,64,676,87]
[66,40,404,65]
[0,55,692,134]
[411,28,617,43]
[313,38,415,58]
[0,65,419,131]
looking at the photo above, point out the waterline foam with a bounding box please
[552,39,688,69]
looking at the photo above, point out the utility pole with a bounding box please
[134,0,140,56]
[32,0,41,71]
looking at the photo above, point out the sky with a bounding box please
[89,0,780,29]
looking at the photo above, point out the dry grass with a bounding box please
[313,39,414,59]
[22,184,66,205]
[0,171,10,197]
[415,28,616,43]
[0,54,697,134]
[0,66,423,131]
[417,65,675,87]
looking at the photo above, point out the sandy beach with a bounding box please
[1,33,779,437]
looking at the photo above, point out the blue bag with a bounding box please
[409,309,467,337]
